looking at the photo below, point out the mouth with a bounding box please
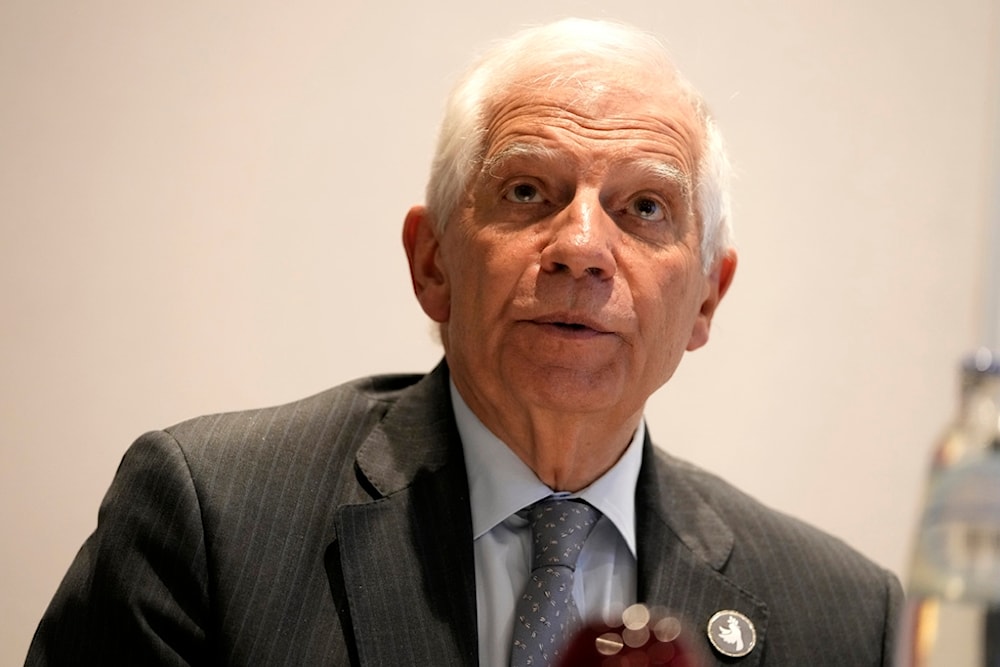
[531,315,613,336]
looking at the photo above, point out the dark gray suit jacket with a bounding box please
[27,363,901,665]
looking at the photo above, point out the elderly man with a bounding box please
[27,18,901,667]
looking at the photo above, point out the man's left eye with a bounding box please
[627,197,666,222]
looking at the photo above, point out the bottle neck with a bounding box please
[956,364,1000,448]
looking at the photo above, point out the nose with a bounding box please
[539,192,617,280]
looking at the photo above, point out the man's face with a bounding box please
[406,65,735,426]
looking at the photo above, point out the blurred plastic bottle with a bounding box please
[896,350,1000,666]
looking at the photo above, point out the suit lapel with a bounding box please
[334,364,478,666]
[636,439,769,666]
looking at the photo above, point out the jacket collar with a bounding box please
[334,363,479,665]
[353,361,457,496]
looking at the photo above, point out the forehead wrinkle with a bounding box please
[484,96,701,176]
[554,110,701,179]
[489,101,697,145]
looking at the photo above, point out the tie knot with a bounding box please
[526,498,601,571]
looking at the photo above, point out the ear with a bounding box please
[686,248,737,351]
[402,205,450,323]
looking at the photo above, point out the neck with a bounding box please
[514,418,639,492]
[454,379,642,492]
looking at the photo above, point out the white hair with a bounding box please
[425,18,733,271]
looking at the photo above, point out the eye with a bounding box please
[504,183,543,203]
[626,196,667,222]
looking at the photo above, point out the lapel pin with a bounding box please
[707,609,756,658]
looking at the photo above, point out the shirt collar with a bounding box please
[450,380,642,557]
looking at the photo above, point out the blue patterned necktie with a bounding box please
[509,497,602,667]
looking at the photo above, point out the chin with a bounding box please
[515,366,630,414]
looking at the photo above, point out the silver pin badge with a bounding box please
[707,609,756,658]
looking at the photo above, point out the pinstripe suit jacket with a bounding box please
[27,362,901,665]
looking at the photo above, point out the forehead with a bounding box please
[480,63,703,174]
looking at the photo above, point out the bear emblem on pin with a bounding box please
[707,609,756,658]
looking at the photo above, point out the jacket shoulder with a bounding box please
[162,372,425,457]
[661,449,889,576]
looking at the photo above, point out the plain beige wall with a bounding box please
[3,1,998,662]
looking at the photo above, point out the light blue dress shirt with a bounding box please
[449,382,641,667]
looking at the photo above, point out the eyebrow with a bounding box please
[481,142,558,178]
[624,158,692,198]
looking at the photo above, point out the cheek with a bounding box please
[446,234,523,321]
[474,230,539,288]
[643,267,706,345]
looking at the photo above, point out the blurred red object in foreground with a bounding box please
[558,604,711,667]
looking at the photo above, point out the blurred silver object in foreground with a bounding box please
[896,351,1000,666]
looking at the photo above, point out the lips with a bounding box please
[531,314,613,335]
